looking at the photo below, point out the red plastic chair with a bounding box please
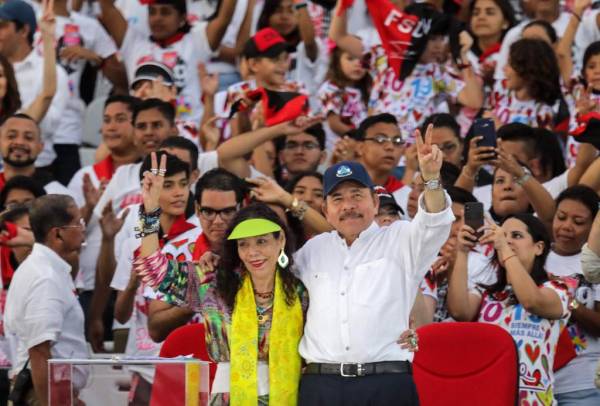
[413,322,519,406]
[150,323,217,406]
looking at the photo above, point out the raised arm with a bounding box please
[293,0,318,61]
[23,0,56,123]
[481,222,565,319]
[206,0,237,52]
[246,176,334,234]
[416,124,446,213]
[98,0,128,48]
[456,32,484,110]
[216,116,324,176]
[556,0,591,84]
[329,0,349,43]
[455,136,496,192]
[447,225,483,321]
[495,147,556,225]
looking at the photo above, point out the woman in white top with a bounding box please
[547,185,600,405]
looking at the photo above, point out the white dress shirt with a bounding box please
[13,49,70,167]
[294,194,454,364]
[4,243,89,388]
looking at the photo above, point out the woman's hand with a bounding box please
[464,136,496,176]
[275,115,325,136]
[494,144,525,179]
[0,226,34,248]
[198,63,219,98]
[141,152,167,212]
[457,224,479,253]
[133,77,177,102]
[196,251,221,271]
[246,177,292,207]
[459,30,474,60]
[331,135,357,164]
[479,220,510,255]
[99,201,129,240]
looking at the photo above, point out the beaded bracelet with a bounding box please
[135,206,162,238]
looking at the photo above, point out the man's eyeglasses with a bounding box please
[60,218,86,230]
[283,141,320,151]
[364,134,405,147]
[198,206,239,221]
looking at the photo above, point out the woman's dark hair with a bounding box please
[0,204,30,224]
[508,38,561,105]
[151,0,192,34]
[482,213,550,294]
[217,203,300,309]
[0,55,21,124]
[582,41,600,82]
[258,0,300,46]
[523,20,558,44]
[421,113,461,140]
[0,176,46,210]
[531,128,566,179]
[326,45,372,105]
[468,0,516,41]
[284,171,324,194]
[556,185,600,220]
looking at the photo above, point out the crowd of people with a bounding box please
[0,0,598,404]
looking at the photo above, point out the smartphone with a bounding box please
[464,202,484,238]
[473,118,497,149]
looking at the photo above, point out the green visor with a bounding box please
[227,218,282,240]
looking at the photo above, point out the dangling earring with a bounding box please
[277,249,289,268]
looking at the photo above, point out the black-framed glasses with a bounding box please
[198,206,239,221]
[364,134,405,147]
[283,141,320,151]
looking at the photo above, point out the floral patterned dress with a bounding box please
[135,254,308,406]
[476,280,571,405]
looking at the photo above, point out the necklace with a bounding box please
[256,302,273,324]
[254,290,274,300]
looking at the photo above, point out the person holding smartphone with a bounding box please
[447,213,571,405]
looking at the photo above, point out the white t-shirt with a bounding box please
[473,170,570,213]
[13,50,70,166]
[546,251,600,394]
[288,38,329,107]
[120,22,215,122]
[31,12,117,145]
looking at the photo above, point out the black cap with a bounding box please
[374,186,404,215]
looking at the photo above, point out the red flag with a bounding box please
[229,88,309,126]
[365,0,420,80]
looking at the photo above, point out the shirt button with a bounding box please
[342,319,348,324]
[343,266,349,271]
[345,346,350,351]
[340,291,345,296]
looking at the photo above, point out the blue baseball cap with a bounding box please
[323,161,374,196]
[0,0,37,35]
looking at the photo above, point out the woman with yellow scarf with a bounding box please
[134,153,306,405]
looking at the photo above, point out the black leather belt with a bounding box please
[304,361,412,377]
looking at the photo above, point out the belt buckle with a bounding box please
[340,363,357,377]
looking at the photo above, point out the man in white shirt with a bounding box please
[0,113,73,197]
[0,0,70,169]
[295,127,454,405]
[4,194,88,405]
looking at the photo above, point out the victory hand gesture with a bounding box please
[415,124,443,181]
[39,0,56,37]
[142,152,166,212]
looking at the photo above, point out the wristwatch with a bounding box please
[424,178,442,191]
[516,167,532,186]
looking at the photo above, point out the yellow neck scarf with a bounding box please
[230,271,303,405]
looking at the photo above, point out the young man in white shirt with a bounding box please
[67,95,140,320]
[0,113,73,197]
[0,0,70,170]
[295,126,454,405]
[4,194,88,405]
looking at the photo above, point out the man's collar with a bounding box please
[31,243,72,275]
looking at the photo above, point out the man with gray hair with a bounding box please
[4,194,88,405]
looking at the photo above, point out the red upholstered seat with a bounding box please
[413,322,519,406]
[150,323,216,406]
